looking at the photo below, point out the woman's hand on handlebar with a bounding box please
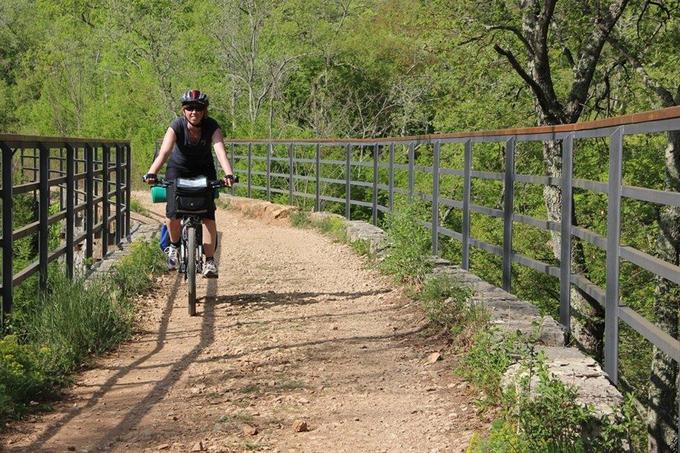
[224,174,235,187]
[143,173,157,185]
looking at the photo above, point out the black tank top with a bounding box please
[166,116,220,178]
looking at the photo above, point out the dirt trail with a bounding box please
[3,194,483,452]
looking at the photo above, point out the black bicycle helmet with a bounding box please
[181,89,209,107]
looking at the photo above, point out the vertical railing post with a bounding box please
[125,144,131,240]
[266,143,272,202]
[605,127,623,385]
[1,144,14,325]
[247,144,252,198]
[38,144,49,294]
[372,144,379,225]
[462,140,472,270]
[559,134,574,331]
[230,143,235,196]
[33,149,38,184]
[19,149,25,180]
[115,144,123,246]
[66,144,75,280]
[85,145,94,260]
[432,141,441,255]
[388,143,395,211]
[59,147,65,211]
[502,137,515,292]
[345,144,351,220]
[288,143,294,205]
[315,143,321,212]
[408,143,415,199]
[101,145,110,259]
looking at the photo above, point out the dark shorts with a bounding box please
[165,166,217,220]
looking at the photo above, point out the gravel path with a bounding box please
[2,195,483,452]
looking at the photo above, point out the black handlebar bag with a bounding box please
[174,177,214,214]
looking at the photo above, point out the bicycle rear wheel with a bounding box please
[187,225,197,316]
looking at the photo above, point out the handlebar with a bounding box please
[143,175,239,188]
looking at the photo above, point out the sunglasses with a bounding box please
[184,105,205,112]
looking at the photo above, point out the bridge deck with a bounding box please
[2,193,481,452]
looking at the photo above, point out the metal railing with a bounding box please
[0,135,132,325]
[225,106,680,386]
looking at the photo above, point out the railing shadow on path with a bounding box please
[205,288,392,309]
[88,234,224,451]
[16,272,183,452]
[192,323,430,367]
[20,232,225,451]
[93,306,405,374]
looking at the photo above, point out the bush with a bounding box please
[109,240,166,299]
[0,336,54,420]
[460,330,529,406]
[380,201,432,284]
[289,210,310,228]
[24,274,135,375]
[311,216,347,242]
[467,341,645,451]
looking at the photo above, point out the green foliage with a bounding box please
[467,419,528,452]
[349,238,372,258]
[289,210,310,228]
[465,339,646,451]
[460,330,528,406]
[0,336,54,421]
[380,200,432,284]
[129,197,150,216]
[505,356,596,450]
[109,240,166,300]
[417,274,486,340]
[309,216,347,242]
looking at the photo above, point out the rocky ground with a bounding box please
[1,194,485,452]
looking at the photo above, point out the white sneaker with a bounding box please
[164,245,178,270]
[203,259,218,278]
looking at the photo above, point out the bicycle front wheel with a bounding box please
[187,225,197,316]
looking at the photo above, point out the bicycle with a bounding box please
[148,175,236,316]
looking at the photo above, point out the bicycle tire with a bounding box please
[187,225,197,316]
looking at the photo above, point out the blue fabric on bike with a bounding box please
[159,224,171,251]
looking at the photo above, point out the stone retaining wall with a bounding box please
[81,219,160,281]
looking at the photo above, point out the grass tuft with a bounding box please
[379,201,432,284]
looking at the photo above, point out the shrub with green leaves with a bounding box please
[380,200,432,284]
[311,216,347,242]
[460,330,529,405]
[109,240,166,299]
[0,335,54,421]
[24,274,135,375]
[467,342,645,451]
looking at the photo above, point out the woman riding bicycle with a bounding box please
[144,89,234,278]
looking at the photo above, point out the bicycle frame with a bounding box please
[148,174,236,315]
[178,215,205,278]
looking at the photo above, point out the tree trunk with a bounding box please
[543,139,604,361]
[647,129,680,453]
